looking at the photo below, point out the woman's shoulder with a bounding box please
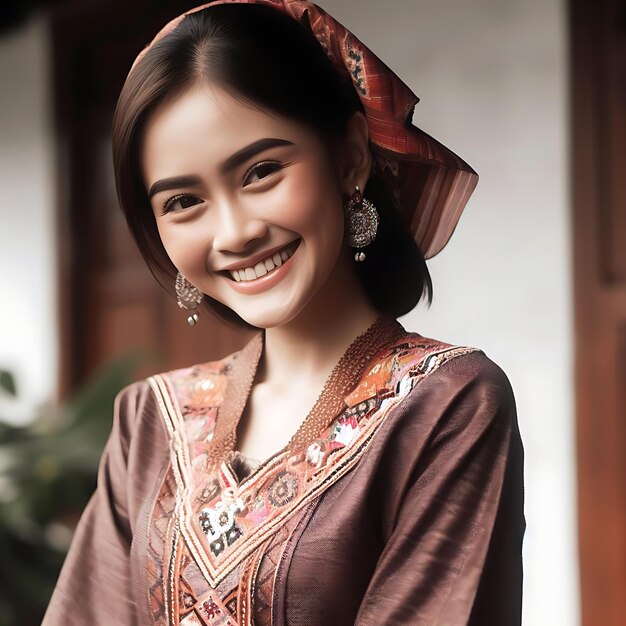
[363,332,520,496]
[114,340,255,436]
[388,329,517,436]
[395,329,513,393]
[367,328,515,433]
[342,328,516,452]
[119,341,248,398]
[351,328,504,399]
[106,349,245,464]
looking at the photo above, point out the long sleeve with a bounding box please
[42,380,154,626]
[354,351,525,626]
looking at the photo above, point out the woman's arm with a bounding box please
[355,352,525,626]
[42,380,152,626]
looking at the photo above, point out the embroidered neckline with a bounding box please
[204,313,406,472]
[146,328,481,591]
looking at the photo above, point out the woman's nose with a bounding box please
[211,198,267,253]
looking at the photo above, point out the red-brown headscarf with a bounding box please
[130,0,478,259]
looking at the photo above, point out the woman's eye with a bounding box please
[243,161,282,186]
[161,194,202,214]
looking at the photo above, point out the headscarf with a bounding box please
[130,0,478,259]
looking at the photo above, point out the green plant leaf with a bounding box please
[0,370,16,396]
[0,348,152,625]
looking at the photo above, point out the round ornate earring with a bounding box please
[175,271,203,326]
[343,185,379,262]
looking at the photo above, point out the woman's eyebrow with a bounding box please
[219,137,294,174]
[148,175,203,199]
[148,137,294,199]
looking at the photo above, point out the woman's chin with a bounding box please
[227,292,316,330]
[235,306,301,330]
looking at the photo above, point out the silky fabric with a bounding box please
[128,0,479,259]
[43,325,525,625]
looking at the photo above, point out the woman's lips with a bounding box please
[223,239,301,295]
[226,239,299,280]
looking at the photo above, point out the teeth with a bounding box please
[228,242,297,282]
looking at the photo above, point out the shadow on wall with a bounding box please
[0,0,61,36]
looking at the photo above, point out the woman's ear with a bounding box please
[337,111,373,196]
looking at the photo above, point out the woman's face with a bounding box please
[141,82,353,328]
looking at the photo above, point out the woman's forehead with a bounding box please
[147,83,303,143]
[140,83,316,182]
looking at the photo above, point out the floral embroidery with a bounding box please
[202,598,221,618]
[332,419,359,446]
[267,470,299,507]
[208,525,243,558]
[199,498,246,556]
[305,440,325,465]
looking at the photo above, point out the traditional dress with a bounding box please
[43,319,525,625]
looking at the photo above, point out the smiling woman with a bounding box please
[140,82,354,329]
[43,2,525,625]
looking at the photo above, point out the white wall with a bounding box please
[0,15,58,425]
[318,0,577,623]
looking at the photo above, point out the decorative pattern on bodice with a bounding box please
[145,332,481,625]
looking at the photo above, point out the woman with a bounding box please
[43,2,525,624]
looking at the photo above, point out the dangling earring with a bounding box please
[343,185,379,262]
[175,271,203,326]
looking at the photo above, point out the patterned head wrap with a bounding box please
[130,0,478,259]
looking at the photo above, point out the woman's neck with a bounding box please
[257,251,382,393]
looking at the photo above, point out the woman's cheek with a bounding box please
[156,221,206,276]
[258,177,302,229]
[272,167,333,231]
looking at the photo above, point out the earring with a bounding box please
[343,185,379,262]
[175,271,203,326]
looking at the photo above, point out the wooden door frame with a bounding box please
[570,0,626,624]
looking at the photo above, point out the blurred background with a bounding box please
[0,0,623,624]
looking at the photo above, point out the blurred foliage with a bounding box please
[0,354,144,626]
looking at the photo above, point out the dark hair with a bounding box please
[112,3,432,330]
